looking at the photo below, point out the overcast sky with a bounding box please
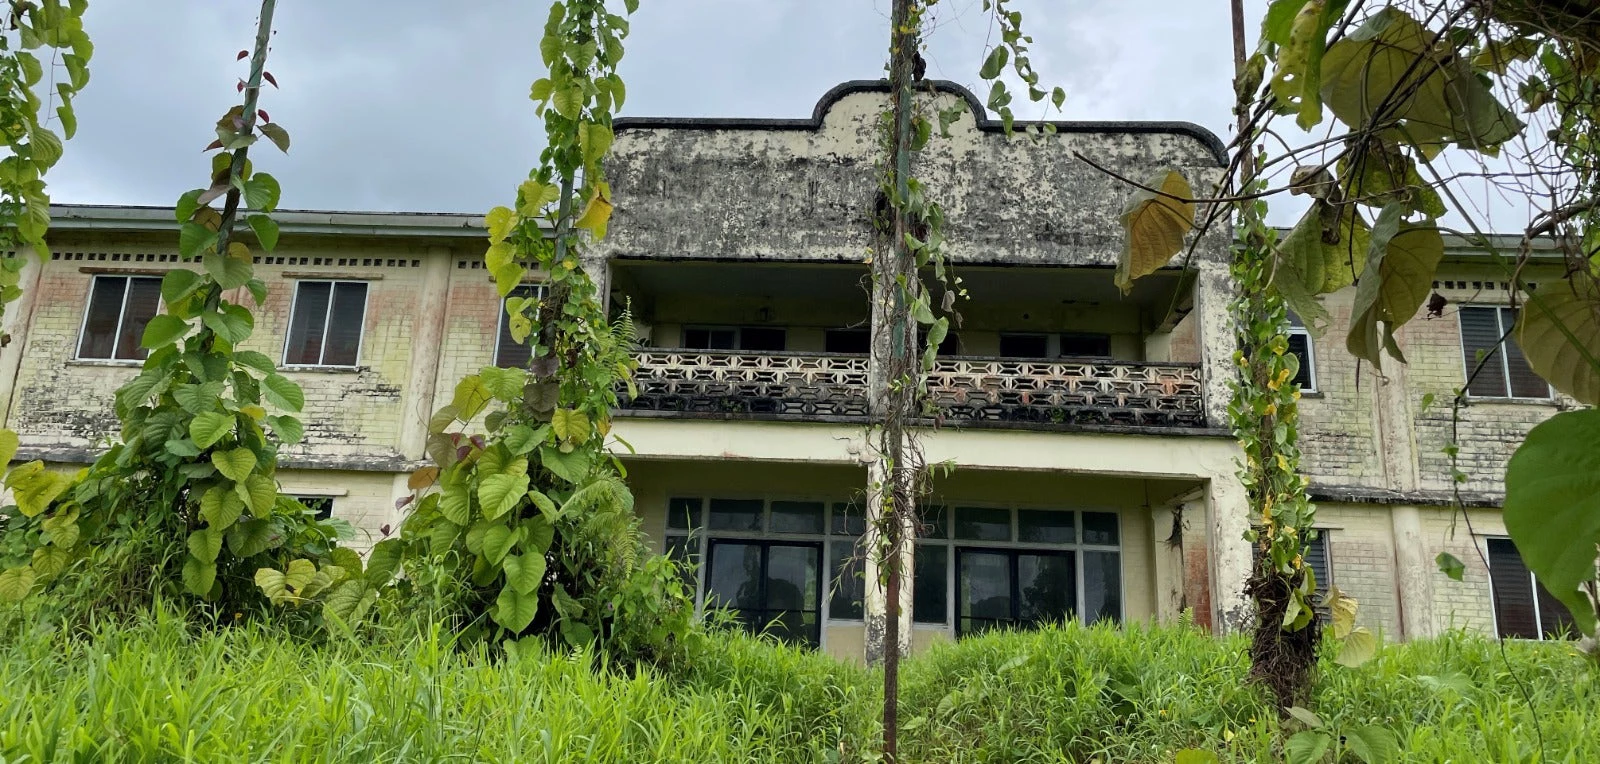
[45,1,1283,215]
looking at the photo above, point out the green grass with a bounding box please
[0,610,1594,762]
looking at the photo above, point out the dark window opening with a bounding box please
[999,333,1049,358]
[77,275,163,361]
[705,540,822,647]
[1460,306,1549,399]
[293,496,334,521]
[739,327,787,352]
[825,328,870,354]
[682,326,787,352]
[285,281,368,366]
[494,284,547,368]
[1058,332,1112,358]
[1488,537,1576,640]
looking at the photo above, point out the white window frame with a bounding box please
[1458,305,1552,401]
[912,504,1125,638]
[1484,535,1570,642]
[1285,318,1319,394]
[75,274,164,363]
[282,279,370,368]
[493,283,548,368]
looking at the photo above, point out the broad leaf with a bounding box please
[181,555,217,596]
[486,206,516,244]
[408,466,439,490]
[255,558,316,604]
[244,173,281,211]
[452,375,491,421]
[503,553,547,595]
[1516,280,1600,405]
[141,315,190,349]
[1267,0,1331,129]
[479,365,526,401]
[0,428,18,467]
[31,545,70,580]
[227,519,277,558]
[323,580,378,627]
[1343,725,1400,764]
[1324,584,1358,639]
[211,447,257,482]
[248,214,280,252]
[238,474,277,517]
[1335,626,1378,667]
[479,472,530,520]
[494,584,539,632]
[188,411,233,449]
[258,122,291,153]
[365,539,404,584]
[1116,170,1194,294]
[439,476,473,525]
[481,524,516,565]
[551,408,590,444]
[263,374,305,411]
[574,187,613,239]
[1284,731,1332,764]
[187,527,223,563]
[540,445,587,484]
[203,243,255,291]
[268,415,304,445]
[0,566,36,602]
[1504,409,1600,635]
[1346,211,1443,364]
[1436,551,1465,582]
[201,484,246,529]
[1273,202,1368,336]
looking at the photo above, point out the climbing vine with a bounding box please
[0,1,348,620]
[359,0,691,659]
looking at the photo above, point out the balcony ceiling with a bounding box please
[614,260,1187,308]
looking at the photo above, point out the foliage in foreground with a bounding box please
[0,611,1594,763]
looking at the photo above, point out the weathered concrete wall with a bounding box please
[602,81,1229,270]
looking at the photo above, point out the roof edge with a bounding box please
[47,204,497,238]
[614,79,1230,167]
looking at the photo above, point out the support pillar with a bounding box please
[1390,504,1434,640]
[0,248,46,429]
[390,246,453,524]
[862,454,915,664]
[1207,474,1253,632]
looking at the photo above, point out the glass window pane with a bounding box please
[285,281,332,365]
[705,542,763,610]
[1018,552,1076,625]
[322,282,367,366]
[825,329,869,354]
[1460,307,1508,397]
[708,498,763,531]
[1082,512,1120,545]
[770,500,824,534]
[495,285,539,369]
[114,277,162,361]
[831,501,865,536]
[1082,550,1122,625]
[77,276,127,359]
[913,543,948,624]
[955,506,1010,541]
[765,544,819,613]
[667,497,702,531]
[1286,332,1314,390]
[918,505,948,539]
[1488,537,1539,639]
[1503,311,1549,398]
[665,534,700,595]
[829,540,864,620]
[1058,332,1111,358]
[958,550,1013,633]
[1536,579,1576,640]
[1018,509,1075,544]
[739,327,786,352]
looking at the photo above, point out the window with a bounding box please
[1286,314,1317,392]
[494,284,547,368]
[666,497,863,648]
[913,505,1122,634]
[918,327,961,356]
[1459,306,1549,399]
[76,275,162,361]
[682,326,787,352]
[1059,333,1112,359]
[291,496,334,521]
[1488,537,1575,640]
[1251,527,1332,621]
[999,333,1049,358]
[825,328,869,354]
[284,280,368,367]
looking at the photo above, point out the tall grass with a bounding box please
[1,609,1594,762]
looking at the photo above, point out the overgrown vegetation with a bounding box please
[0,611,1591,762]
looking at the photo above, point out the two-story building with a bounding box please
[0,81,1575,660]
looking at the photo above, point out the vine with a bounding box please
[367,0,691,660]
[0,1,347,622]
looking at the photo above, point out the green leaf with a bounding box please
[1504,409,1600,636]
[486,206,516,244]
[268,415,304,445]
[1284,731,1332,764]
[161,269,204,307]
[1346,211,1443,365]
[201,304,254,344]
[258,122,291,153]
[1267,0,1330,129]
[28,124,62,170]
[181,555,217,595]
[1272,202,1368,337]
[527,489,558,522]
[1343,725,1400,764]
[439,475,472,526]
[141,315,190,350]
[323,580,378,628]
[1435,551,1465,582]
[227,519,276,558]
[1335,626,1378,667]
[238,474,278,517]
[187,527,223,563]
[31,545,70,581]
[188,411,234,449]
[211,447,257,482]
[452,375,491,421]
[979,46,1008,80]
[248,214,280,252]
[244,173,281,211]
[1324,584,1358,639]
[1116,170,1194,294]
[523,515,555,554]
[540,446,587,484]
[0,566,37,602]
[551,408,589,444]
[263,374,305,411]
[1515,280,1600,405]
[203,243,254,290]
[494,584,539,632]
[235,350,278,375]
[502,553,547,595]
[365,539,404,585]
[481,524,516,566]
[40,511,79,548]
[0,429,20,467]
[1262,0,1310,46]
[179,222,218,259]
[1174,751,1219,764]
[479,472,530,520]
[552,84,582,119]
[255,559,316,604]
[201,484,245,530]
[502,424,548,456]
[479,365,526,402]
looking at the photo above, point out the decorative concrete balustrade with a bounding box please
[619,350,1207,430]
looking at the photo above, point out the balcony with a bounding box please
[619,350,1206,430]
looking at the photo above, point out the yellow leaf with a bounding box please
[1516,279,1600,405]
[486,206,517,244]
[551,408,590,444]
[1116,170,1194,294]
[573,187,613,240]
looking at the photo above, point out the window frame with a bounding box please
[1485,536,1575,641]
[914,504,1125,634]
[1285,314,1319,394]
[492,283,548,368]
[702,538,825,647]
[75,274,165,363]
[1458,305,1552,401]
[997,332,1051,359]
[282,279,371,369]
[679,325,788,352]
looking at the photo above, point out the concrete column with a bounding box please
[1207,473,1253,632]
[1390,504,1434,640]
[1151,502,1190,623]
[0,249,46,429]
[862,455,915,663]
[389,246,452,526]
[1192,261,1237,429]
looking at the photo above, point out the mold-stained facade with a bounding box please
[0,82,1574,660]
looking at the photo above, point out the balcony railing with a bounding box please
[620,350,1206,429]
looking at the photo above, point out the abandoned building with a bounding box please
[1,81,1576,661]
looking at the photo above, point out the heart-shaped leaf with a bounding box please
[211,447,256,482]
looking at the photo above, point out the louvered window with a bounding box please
[1488,537,1575,640]
[1459,306,1549,399]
